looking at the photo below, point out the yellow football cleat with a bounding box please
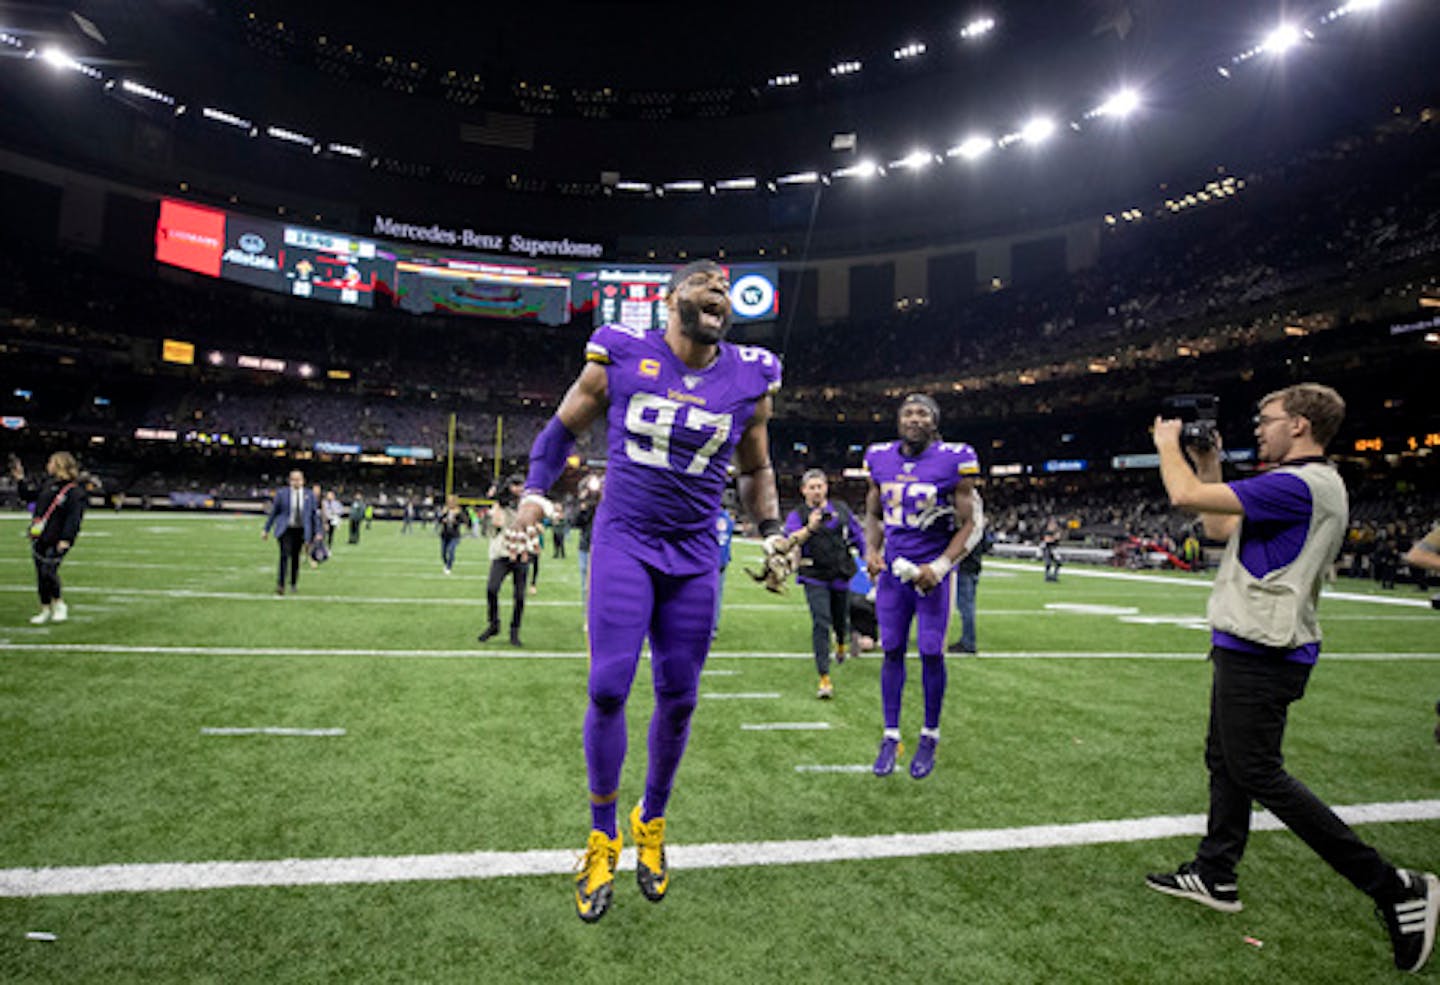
[574,828,621,923]
[629,804,670,902]
[817,674,834,699]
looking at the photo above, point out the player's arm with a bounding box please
[915,478,977,592]
[261,492,279,539]
[1153,416,1242,541]
[734,394,781,534]
[512,363,609,531]
[1403,527,1440,573]
[863,479,884,577]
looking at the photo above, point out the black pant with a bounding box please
[32,543,65,604]
[1195,645,1396,898]
[849,591,876,641]
[803,581,849,676]
[348,518,361,544]
[277,528,304,588]
[485,557,529,631]
[530,549,540,586]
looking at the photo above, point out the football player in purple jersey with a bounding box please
[510,259,785,923]
[862,394,981,779]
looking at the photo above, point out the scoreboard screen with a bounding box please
[582,263,780,329]
[392,255,572,325]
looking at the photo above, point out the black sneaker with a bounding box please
[1145,861,1243,913]
[477,626,500,643]
[946,641,976,655]
[509,631,523,647]
[1377,869,1439,973]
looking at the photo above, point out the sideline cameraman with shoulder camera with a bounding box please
[1143,383,1437,973]
[785,469,866,699]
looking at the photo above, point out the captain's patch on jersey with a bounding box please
[638,358,661,378]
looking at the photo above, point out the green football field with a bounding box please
[1,512,1436,984]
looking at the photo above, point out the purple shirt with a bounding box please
[864,439,980,565]
[1212,469,1319,664]
[586,323,781,575]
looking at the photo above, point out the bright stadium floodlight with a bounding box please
[1094,87,1141,119]
[663,180,705,192]
[267,125,314,147]
[714,177,757,191]
[889,149,934,170]
[1019,116,1056,144]
[829,60,862,76]
[960,17,996,40]
[39,47,101,79]
[833,159,879,179]
[1262,23,1303,55]
[776,171,820,185]
[946,135,993,160]
[327,143,365,158]
[893,42,926,60]
[203,107,253,129]
[121,79,175,105]
[615,180,651,192]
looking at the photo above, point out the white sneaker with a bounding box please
[51,600,68,623]
[29,605,52,625]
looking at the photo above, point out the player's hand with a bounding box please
[56,540,70,554]
[865,548,885,578]
[261,530,270,540]
[1152,417,1183,451]
[915,564,941,592]
[746,534,798,593]
[806,508,825,532]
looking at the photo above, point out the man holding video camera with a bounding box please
[784,468,866,699]
[1144,383,1437,974]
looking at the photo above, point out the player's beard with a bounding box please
[899,423,936,456]
[676,297,732,345]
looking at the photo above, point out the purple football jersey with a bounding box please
[586,323,781,574]
[864,439,980,565]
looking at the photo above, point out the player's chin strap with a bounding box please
[522,416,577,510]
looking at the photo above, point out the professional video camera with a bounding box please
[1161,394,1220,451]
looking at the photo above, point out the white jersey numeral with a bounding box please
[624,392,734,475]
[879,481,939,528]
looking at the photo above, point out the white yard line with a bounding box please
[702,692,783,700]
[985,561,1432,608]
[740,722,834,731]
[199,727,346,737]
[2,798,1435,898]
[1,643,1437,661]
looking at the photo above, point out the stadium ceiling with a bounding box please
[0,0,1434,229]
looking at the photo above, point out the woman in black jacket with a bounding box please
[13,452,86,624]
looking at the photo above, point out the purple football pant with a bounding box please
[876,570,953,731]
[583,535,717,834]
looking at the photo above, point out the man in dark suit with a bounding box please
[262,469,322,595]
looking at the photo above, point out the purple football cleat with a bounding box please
[873,737,900,777]
[909,736,938,779]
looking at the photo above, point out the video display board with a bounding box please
[155,199,780,325]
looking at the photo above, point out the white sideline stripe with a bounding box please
[700,669,739,676]
[702,692,782,700]
[740,722,833,731]
[3,798,1436,899]
[0,586,788,611]
[796,764,873,773]
[2,643,1438,662]
[200,727,346,737]
[986,561,1432,608]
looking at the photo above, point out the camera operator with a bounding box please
[784,469,866,699]
[1143,383,1437,974]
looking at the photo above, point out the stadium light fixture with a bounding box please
[1093,87,1140,119]
[889,149,935,170]
[1261,23,1303,55]
[893,42,926,60]
[829,60,862,77]
[203,107,252,130]
[663,180,706,193]
[714,177,758,191]
[267,125,314,147]
[946,135,993,160]
[0,32,25,48]
[767,73,800,87]
[832,159,880,179]
[615,180,651,192]
[327,143,365,158]
[1019,116,1056,144]
[121,80,175,105]
[39,47,102,79]
[776,171,820,185]
[960,17,996,40]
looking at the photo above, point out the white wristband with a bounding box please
[520,493,556,520]
[928,555,954,579]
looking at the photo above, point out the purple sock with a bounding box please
[881,649,906,729]
[642,689,697,821]
[583,699,627,838]
[920,652,947,730]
